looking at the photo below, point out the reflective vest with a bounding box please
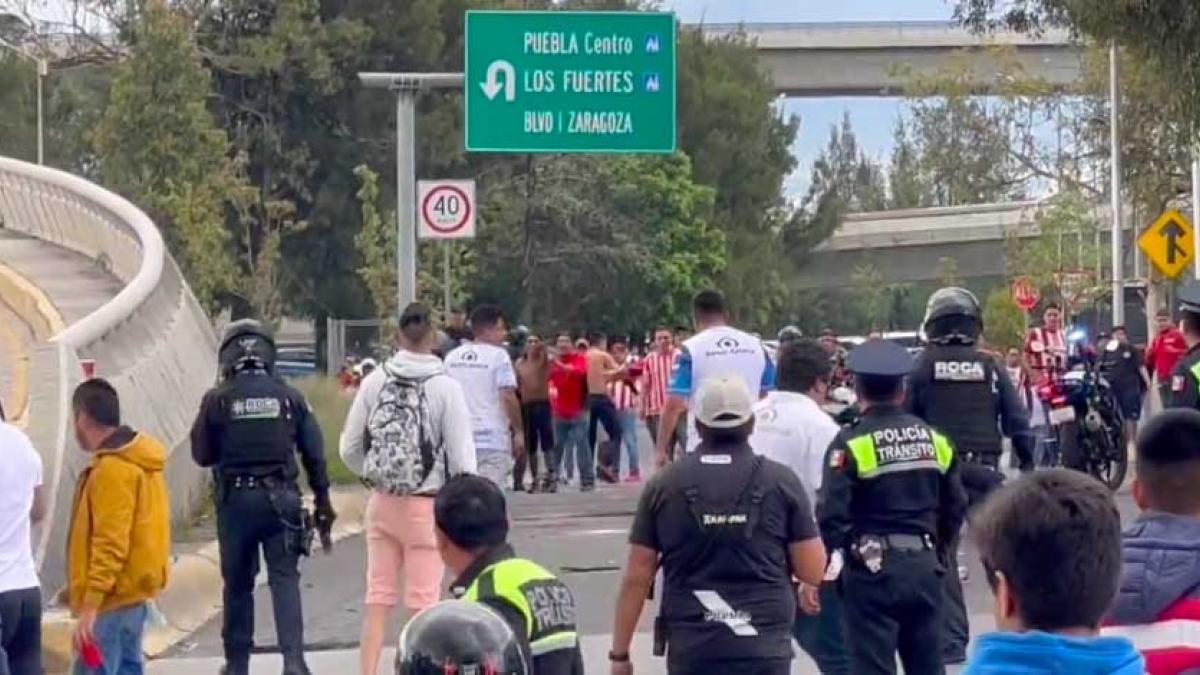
[846,430,954,479]
[464,557,579,658]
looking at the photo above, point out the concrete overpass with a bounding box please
[701,21,1083,96]
[0,157,215,594]
[793,201,1043,289]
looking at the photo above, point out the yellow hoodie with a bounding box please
[67,428,171,613]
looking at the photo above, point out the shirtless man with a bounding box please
[515,336,552,492]
[586,332,626,485]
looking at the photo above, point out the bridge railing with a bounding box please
[0,157,216,593]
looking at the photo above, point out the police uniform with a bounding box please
[907,289,1033,663]
[449,544,583,675]
[1168,285,1200,410]
[818,340,968,675]
[190,322,332,675]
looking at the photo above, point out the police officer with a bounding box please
[395,600,529,675]
[611,375,827,675]
[818,339,968,675]
[1167,284,1200,410]
[906,287,1033,663]
[190,320,335,675]
[435,474,584,674]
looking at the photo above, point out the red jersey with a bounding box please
[640,349,677,416]
[549,353,587,419]
[1146,327,1188,381]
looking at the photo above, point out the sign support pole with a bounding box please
[358,72,465,313]
[1192,146,1200,280]
[1109,43,1125,326]
[443,242,452,321]
[396,90,416,311]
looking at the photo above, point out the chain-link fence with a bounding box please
[326,318,395,370]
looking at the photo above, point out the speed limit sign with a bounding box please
[418,180,476,239]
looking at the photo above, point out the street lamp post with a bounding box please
[0,36,47,165]
[357,72,465,312]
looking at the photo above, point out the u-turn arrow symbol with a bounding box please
[481,60,516,102]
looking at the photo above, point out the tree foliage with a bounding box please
[982,286,1025,352]
[91,0,239,312]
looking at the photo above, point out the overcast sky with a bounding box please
[665,0,958,197]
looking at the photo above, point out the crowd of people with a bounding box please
[5,284,1200,675]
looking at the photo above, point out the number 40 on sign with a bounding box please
[418,180,477,240]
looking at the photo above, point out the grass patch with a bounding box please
[292,375,359,485]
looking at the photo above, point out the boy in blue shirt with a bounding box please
[965,469,1144,675]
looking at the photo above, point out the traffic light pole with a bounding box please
[358,72,465,312]
[1109,44,1125,325]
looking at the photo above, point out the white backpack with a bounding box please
[364,374,439,495]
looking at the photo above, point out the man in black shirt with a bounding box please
[819,339,968,675]
[610,375,827,675]
[1098,326,1148,447]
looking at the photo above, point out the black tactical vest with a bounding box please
[920,344,1002,461]
[215,373,298,478]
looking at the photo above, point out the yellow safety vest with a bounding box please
[464,557,580,657]
[845,430,954,479]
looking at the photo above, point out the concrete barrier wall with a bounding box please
[0,157,216,593]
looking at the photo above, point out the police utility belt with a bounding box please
[852,533,935,574]
[221,473,316,557]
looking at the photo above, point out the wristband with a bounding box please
[608,651,630,663]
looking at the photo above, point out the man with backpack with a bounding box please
[339,303,477,675]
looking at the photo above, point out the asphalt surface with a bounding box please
[152,431,1139,674]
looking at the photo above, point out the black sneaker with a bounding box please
[596,466,618,484]
[581,483,596,492]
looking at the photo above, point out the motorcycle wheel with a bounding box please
[1090,426,1128,492]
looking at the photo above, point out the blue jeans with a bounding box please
[553,415,593,485]
[617,409,640,476]
[73,602,147,675]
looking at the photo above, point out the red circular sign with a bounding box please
[421,184,472,235]
[1011,276,1040,312]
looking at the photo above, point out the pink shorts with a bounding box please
[364,492,444,610]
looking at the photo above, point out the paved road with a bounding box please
[151,433,1138,675]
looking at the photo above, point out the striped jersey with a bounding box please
[640,349,677,416]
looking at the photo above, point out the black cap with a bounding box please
[846,339,914,378]
[400,302,430,329]
[1179,283,1200,315]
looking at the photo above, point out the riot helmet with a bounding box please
[218,319,277,378]
[777,325,803,345]
[395,600,528,675]
[923,287,982,345]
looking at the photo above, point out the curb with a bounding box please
[42,488,369,672]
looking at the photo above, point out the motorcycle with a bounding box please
[1033,329,1128,491]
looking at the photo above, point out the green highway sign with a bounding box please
[464,10,677,153]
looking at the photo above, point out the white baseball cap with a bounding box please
[694,374,755,429]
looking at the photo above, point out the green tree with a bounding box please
[1006,190,1106,317]
[675,28,798,328]
[955,1,1200,136]
[91,0,238,312]
[889,120,929,209]
[982,286,1025,351]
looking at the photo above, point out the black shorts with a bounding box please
[1117,391,1142,421]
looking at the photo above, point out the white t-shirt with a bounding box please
[445,342,518,454]
[670,325,776,452]
[749,391,840,505]
[0,422,42,592]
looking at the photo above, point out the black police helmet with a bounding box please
[218,319,277,377]
[923,287,982,344]
[396,600,528,675]
[777,325,803,344]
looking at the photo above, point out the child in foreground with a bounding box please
[963,469,1143,675]
[1103,409,1200,674]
